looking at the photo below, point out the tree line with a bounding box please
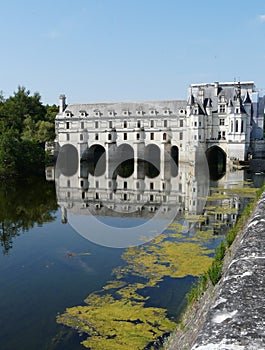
[0,86,58,177]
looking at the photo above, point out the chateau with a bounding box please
[55,80,265,167]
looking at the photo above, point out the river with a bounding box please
[0,164,264,350]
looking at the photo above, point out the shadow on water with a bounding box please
[0,176,58,255]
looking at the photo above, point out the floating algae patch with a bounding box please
[217,187,258,198]
[120,237,214,284]
[57,294,176,350]
[57,232,215,349]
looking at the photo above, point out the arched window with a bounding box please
[163,133,167,140]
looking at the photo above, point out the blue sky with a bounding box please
[1,0,265,105]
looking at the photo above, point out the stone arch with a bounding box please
[87,144,106,176]
[206,146,226,181]
[144,144,160,178]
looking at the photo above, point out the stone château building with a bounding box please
[55,81,265,166]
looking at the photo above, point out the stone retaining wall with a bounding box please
[168,191,265,350]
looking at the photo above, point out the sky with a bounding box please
[1,0,265,105]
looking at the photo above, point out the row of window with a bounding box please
[66,108,186,118]
[65,131,181,142]
[65,119,182,130]
[231,120,244,133]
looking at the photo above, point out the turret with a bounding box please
[59,94,66,114]
[206,98,212,116]
[243,91,252,116]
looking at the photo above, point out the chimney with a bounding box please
[59,94,66,113]
[214,82,219,96]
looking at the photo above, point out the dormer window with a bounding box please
[94,110,100,117]
[136,110,143,116]
[163,109,170,115]
[123,110,129,116]
[219,104,226,113]
[79,110,87,117]
[149,109,156,115]
[108,111,114,117]
[65,110,72,117]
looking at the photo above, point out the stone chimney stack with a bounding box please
[214,82,219,96]
[59,94,66,113]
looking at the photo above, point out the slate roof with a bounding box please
[63,100,187,117]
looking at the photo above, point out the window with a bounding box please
[109,193,113,200]
[67,180,71,187]
[82,192,85,199]
[218,131,221,140]
[95,133,99,140]
[231,121,233,132]
[137,194,141,201]
[219,104,226,113]
[95,181,99,188]
[150,182,154,190]
[150,132,154,140]
[179,132,183,140]
[108,133,112,141]
[137,120,141,128]
[95,192,99,200]
[180,119,183,127]
[109,121,113,128]
[150,120,154,128]
[235,108,239,114]
[164,120,168,127]
[123,193,127,201]
[67,191,71,198]
[66,122,70,129]
[136,133,140,140]
[136,182,139,189]
[222,131,226,139]
[108,181,112,188]
[124,181,127,189]
[163,132,167,140]
[95,121,99,128]
[123,111,128,116]
[80,134,83,141]
[235,120,239,132]
[124,133,127,140]
[66,133,70,141]
[219,119,225,126]
[241,120,244,133]
[194,121,197,127]
[194,135,197,140]
[124,121,127,128]
[81,122,84,129]
[150,194,154,202]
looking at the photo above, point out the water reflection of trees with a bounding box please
[0,177,57,254]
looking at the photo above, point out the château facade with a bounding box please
[55,80,265,165]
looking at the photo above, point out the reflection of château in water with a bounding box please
[55,159,209,223]
[47,157,252,238]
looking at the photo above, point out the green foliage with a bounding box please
[207,260,222,286]
[0,86,57,177]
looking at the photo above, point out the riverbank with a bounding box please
[165,185,265,350]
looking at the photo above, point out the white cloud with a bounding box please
[259,14,265,22]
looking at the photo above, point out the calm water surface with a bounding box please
[0,170,263,350]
